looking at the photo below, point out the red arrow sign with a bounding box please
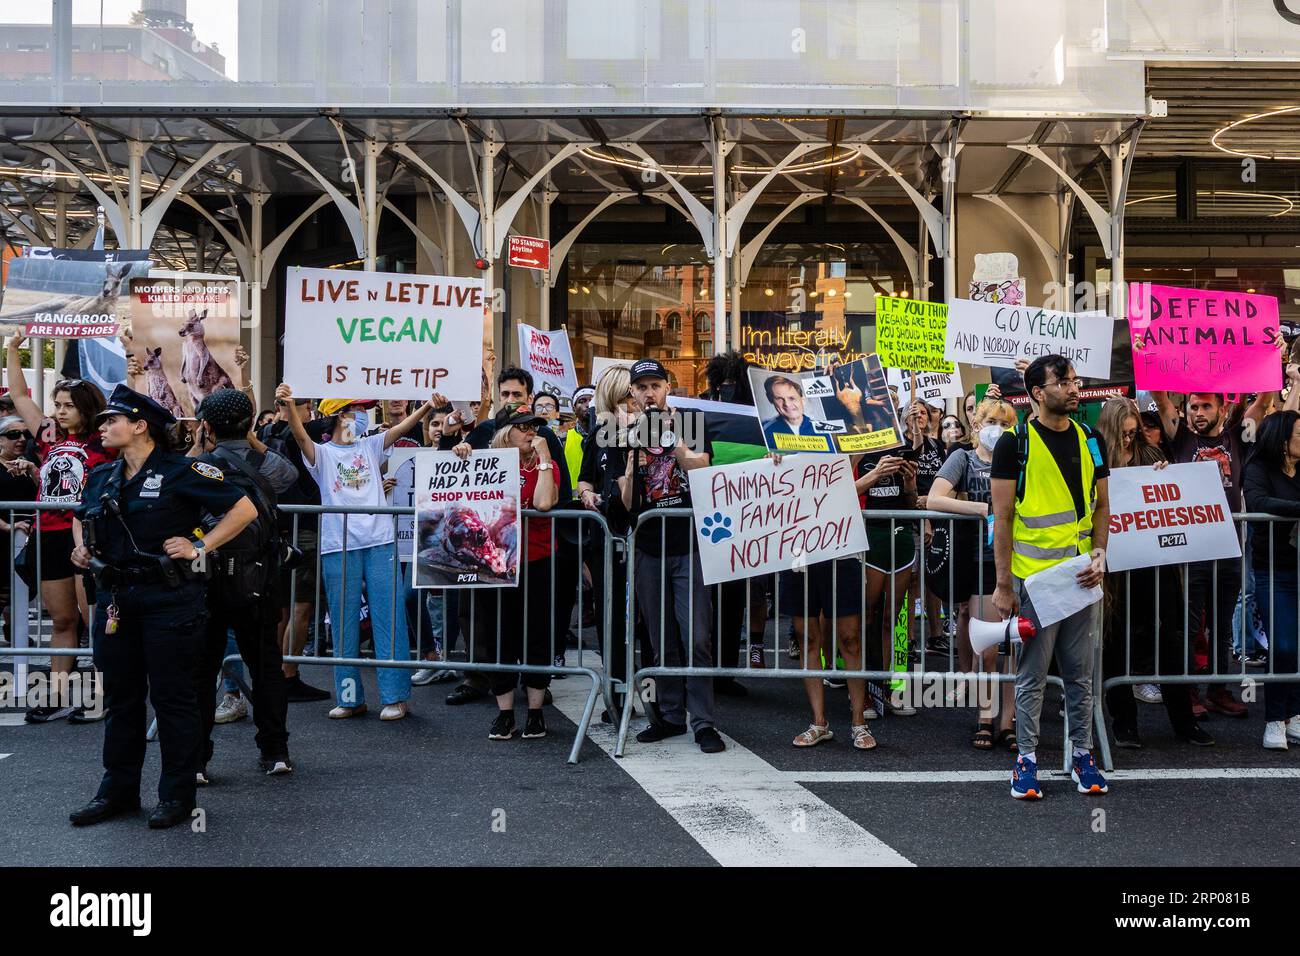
[507,235,550,272]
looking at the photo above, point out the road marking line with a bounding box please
[0,754,9,760]
[551,660,912,867]
[787,767,1300,783]
[0,715,26,726]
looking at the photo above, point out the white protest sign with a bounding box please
[591,356,634,384]
[517,323,578,399]
[285,266,484,401]
[944,299,1114,380]
[886,367,964,403]
[413,448,520,588]
[1104,461,1241,573]
[687,455,868,586]
[1024,554,1103,628]
[387,446,431,561]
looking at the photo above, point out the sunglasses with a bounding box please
[53,379,84,390]
[0,431,24,440]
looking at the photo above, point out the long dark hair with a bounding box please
[52,379,107,440]
[1250,411,1299,472]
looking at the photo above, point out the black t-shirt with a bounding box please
[1168,420,1245,512]
[628,433,714,557]
[990,419,1110,520]
[578,435,631,536]
[855,449,917,511]
[1243,458,1300,570]
[0,467,37,567]
[913,436,945,497]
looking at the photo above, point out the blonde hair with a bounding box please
[972,397,1016,430]
[594,364,631,415]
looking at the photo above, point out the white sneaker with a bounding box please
[1263,720,1289,750]
[1287,715,1300,743]
[214,693,248,724]
[411,668,439,686]
[862,704,880,720]
[1133,684,1163,705]
[380,702,410,721]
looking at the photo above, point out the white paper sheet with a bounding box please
[1023,554,1103,629]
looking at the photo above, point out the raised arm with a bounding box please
[1150,390,1179,441]
[5,335,45,433]
[276,383,316,467]
[383,392,441,450]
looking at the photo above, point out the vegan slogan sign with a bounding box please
[1127,283,1281,394]
[517,322,578,399]
[874,296,952,374]
[944,299,1115,379]
[285,266,484,400]
[413,449,520,588]
[688,455,869,585]
[1104,462,1240,572]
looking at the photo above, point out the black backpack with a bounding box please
[201,445,282,607]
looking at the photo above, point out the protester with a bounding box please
[7,334,113,722]
[905,399,946,648]
[257,410,276,430]
[991,355,1110,799]
[1242,409,1300,750]
[619,358,725,753]
[1095,398,1212,749]
[939,413,967,455]
[929,397,1019,749]
[411,403,458,686]
[460,405,559,740]
[68,385,257,829]
[277,383,436,721]
[1151,387,1274,717]
[191,388,298,779]
[532,392,560,426]
[0,415,37,641]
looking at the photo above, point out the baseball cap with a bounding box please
[629,358,669,383]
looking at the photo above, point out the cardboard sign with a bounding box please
[944,299,1115,380]
[886,367,964,403]
[285,266,484,400]
[0,248,150,338]
[875,296,952,373]
[591,356,634,384]
[126,273,240,419]
[688,455,869,585]
[413,449,520,588]
[1104,461,1241,573]
[1128,283,1282,394]
[507,235,550,272]
[387,446,430,561]
[517,322,577,399]
[748,355,904,455]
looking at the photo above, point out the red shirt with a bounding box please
[519,459,553,562]
[34,419,116,533]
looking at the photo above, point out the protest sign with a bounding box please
[388,446,430,561]
[874,296,952,374]
[591,356,634,384]
[688,455,869,585]
[748,355,903,455]
[1104,461,1241,573]
[126,273,240,418]
[517,323,578,399]
[0,248,150,338]
[284,266,484,401]
[944,299,1115,380]
[886,367,964,403]
[413,448,520,588]
[1127,283,1282,394]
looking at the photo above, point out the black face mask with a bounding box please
[714,382,737,403]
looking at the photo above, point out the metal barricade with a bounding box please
[613,508,1081,770]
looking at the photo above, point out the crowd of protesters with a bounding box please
[6,331,1300,822]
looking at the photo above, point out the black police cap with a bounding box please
[96,384,177,429]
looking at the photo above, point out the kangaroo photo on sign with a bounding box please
[125,272,241,419]
[0,247,151,338]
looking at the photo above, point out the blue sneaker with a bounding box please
[1071,751,1109,795]
[1010,755,1043,800]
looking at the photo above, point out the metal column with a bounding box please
[711,133,730,356]
[363,141,380,272]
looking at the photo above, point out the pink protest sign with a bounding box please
[1128,283,1282,393]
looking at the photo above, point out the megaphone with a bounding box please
[969,616,1037,655]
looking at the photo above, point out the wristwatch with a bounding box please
[191,538,206,558]
[536,461,553,472]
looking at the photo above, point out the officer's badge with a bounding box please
[192,461,224,480]
[141,473,163,498]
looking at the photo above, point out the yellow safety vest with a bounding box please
[564,426,584,491]
[1011,420,1096,579]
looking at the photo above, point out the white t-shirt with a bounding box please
[306,432,395,554]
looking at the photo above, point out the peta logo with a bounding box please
[1158,533,1188,548]
[456,573,478,582]
[50,886,151,936]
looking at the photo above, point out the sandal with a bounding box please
[996,727,1018,752]
[972,722,994,750]
[851,724,877,750]
[793,723,834,747]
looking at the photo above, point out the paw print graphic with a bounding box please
[700,512,733,544]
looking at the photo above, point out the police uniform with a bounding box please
[71,386,247,829]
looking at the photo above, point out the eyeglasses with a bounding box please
[0,431,24,440]
[1122,429,1138,440]
[1046,378,1082,391]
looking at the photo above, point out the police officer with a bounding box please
[68,385,257,830]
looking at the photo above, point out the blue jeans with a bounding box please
[323,544,411,707]
[1252,567,1300,722]
[221,629,244,694]
[1232,546,1268,656]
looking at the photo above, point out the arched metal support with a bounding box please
[138,142,243,250]
[490,141,590,260]
[1106,122,1145,321]
[612,141,716,260]
[0,201,45,246]
[261,142,366,259]
[855,144,947,259]
[547,191,636,289]
[970,193,1059,277]
[390,142,483,257]
[723,141,822,257]
[26,143,128,244]
[1008,143,1113,258]
[739,192,820,286]
[840,195,921,290]
[382,198,444,273]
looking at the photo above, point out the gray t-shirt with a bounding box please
[935,447,992,505]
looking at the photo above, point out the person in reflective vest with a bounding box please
[990,355,1111,801]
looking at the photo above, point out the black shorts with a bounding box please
[280,523,320,607]
[778,558,864,620]
[36,528,77,583]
